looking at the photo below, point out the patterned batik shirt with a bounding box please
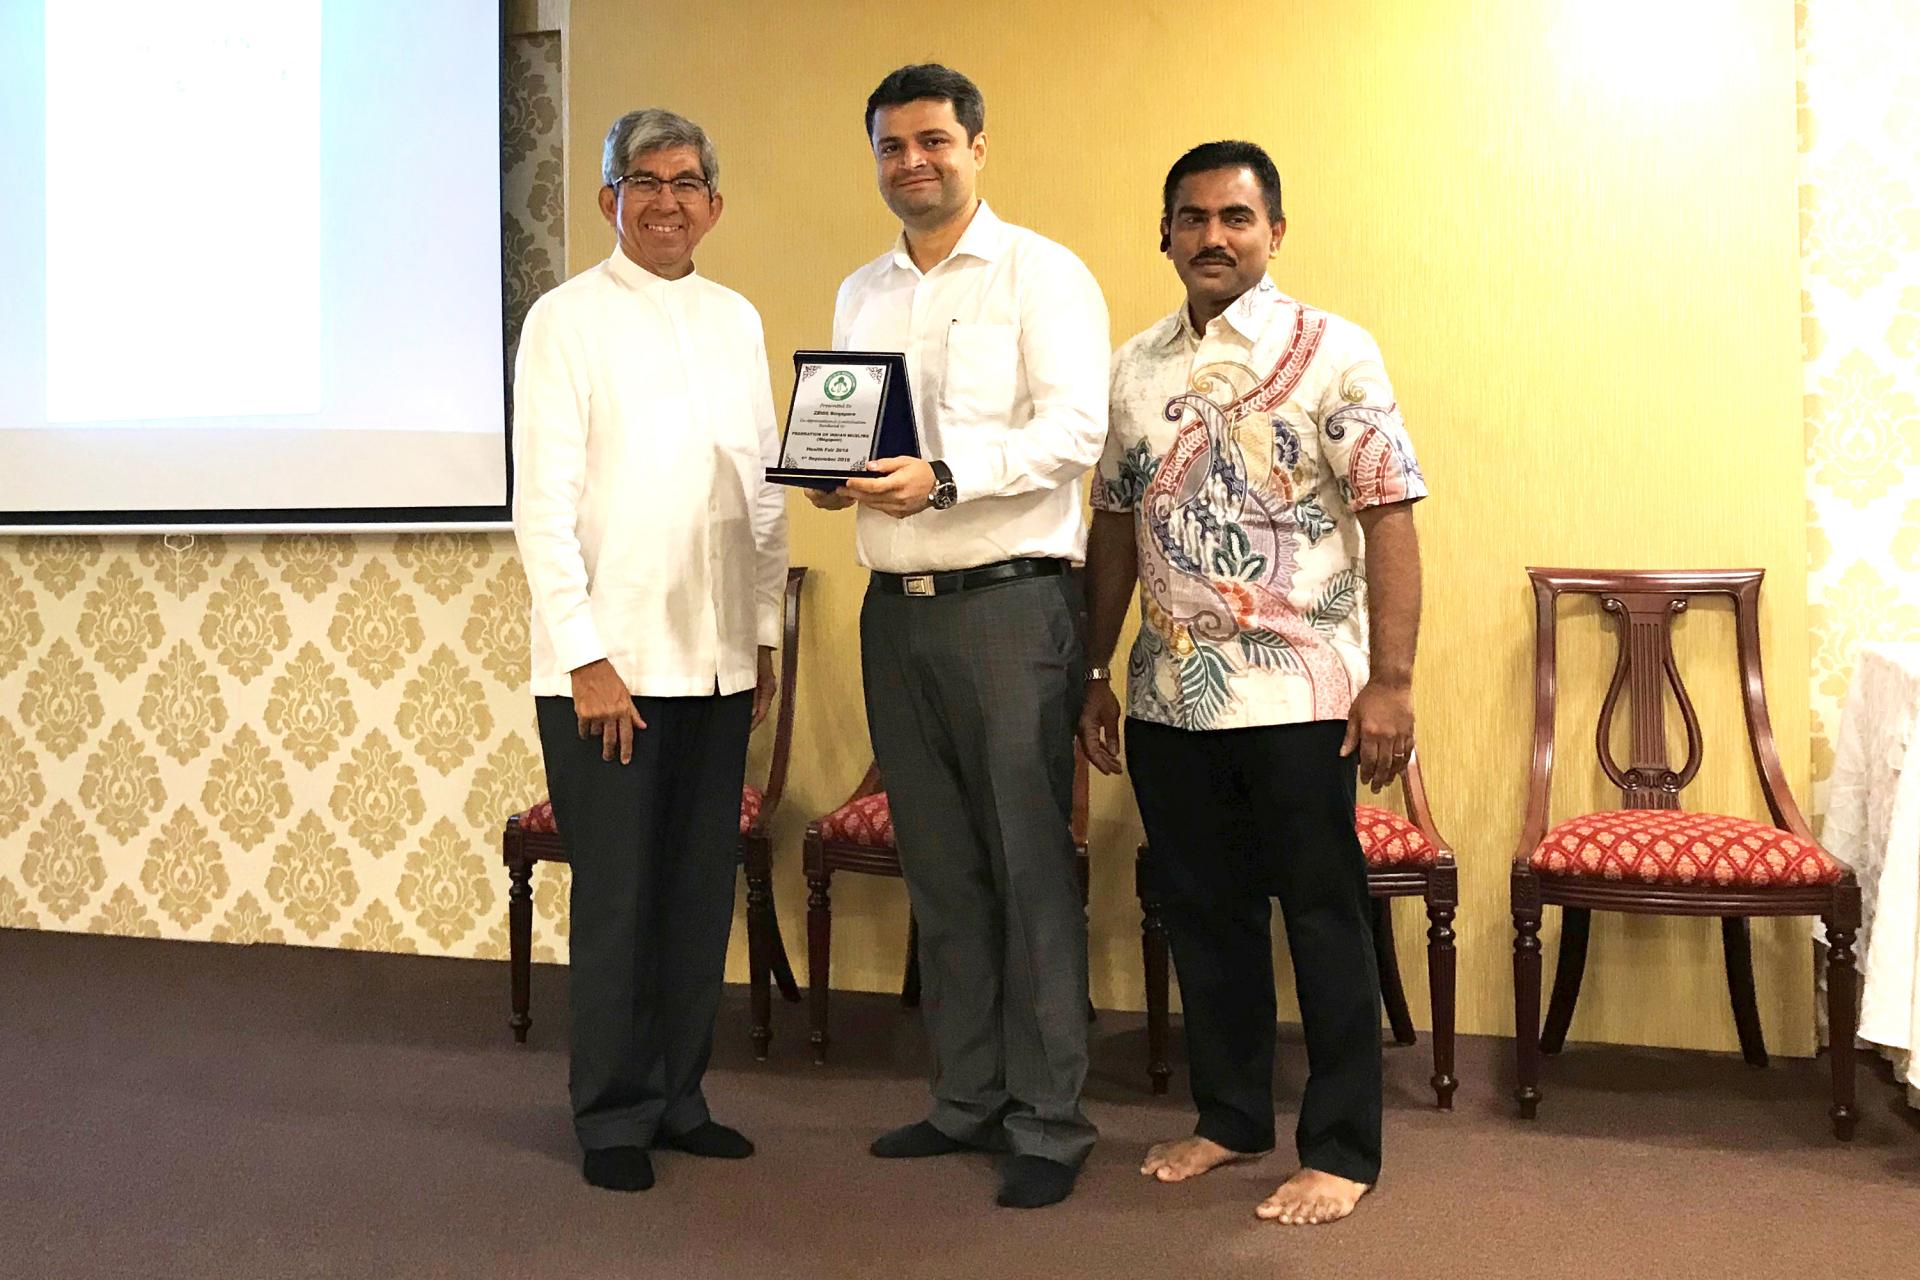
[1093,277,1427,731]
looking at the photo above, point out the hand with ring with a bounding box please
[1341,679,1415,791]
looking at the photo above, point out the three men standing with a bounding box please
[1080,140,1426,1226]
[807,64,1111,1209]
[516,87,1423,1227]
[514,109,787,1193]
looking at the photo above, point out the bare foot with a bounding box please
[1139,1136,1270,1183]
[1254,1168,1370,1225]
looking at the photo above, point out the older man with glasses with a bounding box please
[513,108,787,1193]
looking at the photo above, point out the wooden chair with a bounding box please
[1509,568,1860,1138]
[802,752,1092,1064]
[1136,754,1460,1108]
[501,566,809,1060]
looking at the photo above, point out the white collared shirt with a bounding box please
[513,249,788,698]
[1095,277,1426,730]
[832,201,1110,572]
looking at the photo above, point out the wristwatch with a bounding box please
[927,459,958,511]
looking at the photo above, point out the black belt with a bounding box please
[870,557,1066,597]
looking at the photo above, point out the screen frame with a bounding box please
[1,0,515,535]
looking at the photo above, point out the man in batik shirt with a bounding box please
[1078,140,1426,1227]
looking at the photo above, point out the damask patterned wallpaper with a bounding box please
[0,34,570,959]
[503,33,566,365]
[1800,0,1920,802]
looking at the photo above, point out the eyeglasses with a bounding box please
[613,172,712,201]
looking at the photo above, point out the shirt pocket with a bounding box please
[938,321,1020,431]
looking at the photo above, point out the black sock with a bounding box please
[660,1121,754,1159]
[997,1155,1076,1209]
[870,1120,970,1158]
[582,1146,654,1192]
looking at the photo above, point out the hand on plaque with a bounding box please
[804,487,856,510]
[844,457,935,519]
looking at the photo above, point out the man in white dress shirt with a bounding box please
[808,64,1110,1210]
[513,108,787,1193]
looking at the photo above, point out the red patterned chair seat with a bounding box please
[1530,810,1843,887]
[814,791,895,848]
[814,790,1428,864]
[517,785,767,839]
[517,799,557,833]
[1357,805,1438,869]
[806,797,1434,865]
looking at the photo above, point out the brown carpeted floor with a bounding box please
[6,929,1920,1280]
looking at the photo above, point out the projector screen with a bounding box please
[0,0,510,531]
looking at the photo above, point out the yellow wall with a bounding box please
[570,0,1811,1052]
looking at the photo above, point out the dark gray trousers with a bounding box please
[534,691,751,1151]
[859,572,1095,1167]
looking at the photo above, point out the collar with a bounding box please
[604,244,700,294]
[889,199,1010,274]
[1162,275,1290,348]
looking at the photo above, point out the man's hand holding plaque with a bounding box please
[803,486,857,510]
[842,457,937,518]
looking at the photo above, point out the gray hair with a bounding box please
[600,108,719,191]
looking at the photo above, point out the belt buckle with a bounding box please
[903,574,936,597]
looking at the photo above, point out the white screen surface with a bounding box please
[0,0,508,527]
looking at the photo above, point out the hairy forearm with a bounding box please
[1084,510,1140,669]
[1356,502,1422,687]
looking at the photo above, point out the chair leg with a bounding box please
[1077,851,1096,1025]
[745,835,800,1002]
[1139,849,1171,1096]
[806,856,832,1066]
[902,912,922,1008]
[1824,887,1861,1140]
[1512,870,1543,1118]
[1426,865,1459,1110]
[743,841,774,1062]
[1539,906,1590,1054]
[1721,916,1769,1068]
[507,856,533,1045]
[767,910,802,1004]
[1374,896,1416,1046]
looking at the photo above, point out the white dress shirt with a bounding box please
[513,249,788,698]
[832,201,1110,572]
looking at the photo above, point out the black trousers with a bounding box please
[859,573,1096,1166]
[1126,716,1382,1184]
[534,691,751,1151]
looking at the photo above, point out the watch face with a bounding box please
[930,484,957,510]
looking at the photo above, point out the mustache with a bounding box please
[1189,250,1236,267]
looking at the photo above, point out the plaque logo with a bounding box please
[823,370,857,401]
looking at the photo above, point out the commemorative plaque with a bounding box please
[766,351,920,489]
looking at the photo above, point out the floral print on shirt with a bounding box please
[1094,278,1426,731]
